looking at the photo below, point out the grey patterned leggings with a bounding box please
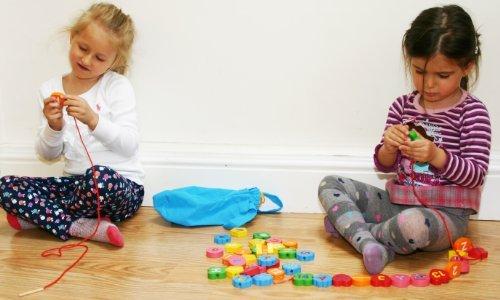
[318,175,470,255]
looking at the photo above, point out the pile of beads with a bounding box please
[206,227,487,289]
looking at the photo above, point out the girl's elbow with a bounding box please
[120,141,139,158]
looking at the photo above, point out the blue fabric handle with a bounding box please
[258,192,283,214]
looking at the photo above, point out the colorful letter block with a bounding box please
[230,227,248,238]
[429,269,451,285]
[232,275,253,288]
[278,248,297,259]
[410,273,430,287]
[333,274,353,287]
[453,237,474,252]
[391,274,410,288]
[370,274,392,287]
[207,266,227,279]
[205,246,224,258]
[293,273,314,286]
[253,232,271,240]
[313,274,333,288]
[226,266,244,278]
[352,276,371,287]
[296,250,315,261]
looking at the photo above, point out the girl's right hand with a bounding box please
[43,96,64,131]
[382,124,409,153]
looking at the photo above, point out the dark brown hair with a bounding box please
[402,5,480,90]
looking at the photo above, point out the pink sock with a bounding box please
[6,213,37,230]
[69,217,124,247]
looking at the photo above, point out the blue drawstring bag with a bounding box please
[152,186,283,229]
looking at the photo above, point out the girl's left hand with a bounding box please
[398,133,438,163]
[64,95,99,131]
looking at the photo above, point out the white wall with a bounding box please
[1,1,499,219]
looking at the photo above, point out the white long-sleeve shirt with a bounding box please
[35,71,145,185]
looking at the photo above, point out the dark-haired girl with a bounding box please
[318,5,491,274]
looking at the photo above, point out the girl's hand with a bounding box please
[43,96,64,131]
[383,124,409,153]
[399,132,438,163]
[64,95,99,131]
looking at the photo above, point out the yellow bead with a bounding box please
[230,227,248,238]
[226,266,244,278]
[267,243,285,254]
[224,243,243,254]
[248,239,265,248]
[243,254,257,266]
[448,249,467,260]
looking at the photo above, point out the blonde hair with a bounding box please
[68,2,135,74]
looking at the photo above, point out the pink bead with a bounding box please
[228,255,246,266]
[391,274,410,288]
[266,237,282,244]
[206,246,224,258]
[460,259,470,273]
[411,273,430,287]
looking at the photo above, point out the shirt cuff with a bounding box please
[434,148,451,175]
[373,143,399,173]
[91,117,119,144]
[41,124,64,146]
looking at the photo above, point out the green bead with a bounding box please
[409,130,419,141]
[207,266,227,279]
[278,248,297,259]
[293,273,313,286]
[253,232,271,240]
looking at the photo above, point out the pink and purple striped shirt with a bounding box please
[374,90,491,212]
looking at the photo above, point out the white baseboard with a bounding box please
[1,142,499,220]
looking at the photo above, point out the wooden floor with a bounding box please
[0,208,499,299]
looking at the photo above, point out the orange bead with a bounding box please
[453,237,474,252]
[51,92,65,107]
[352,276,371,287]
[274,275,293,284]
[445,261,461,279]
[267,268,285,282]
[222,253,233,266]
[282,240,298,249]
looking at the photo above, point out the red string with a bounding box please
[39,117,101,290]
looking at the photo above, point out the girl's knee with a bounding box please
[84,165,116,179]
[0,175,17,186]
[0,176,19,204]
[318,175,344,194]
[396,208,431,248]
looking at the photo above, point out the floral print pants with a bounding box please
[0,165,144,240]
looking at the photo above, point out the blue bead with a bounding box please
[282,263,301,275]
[313,274,333,288]
[214,233,231,244]
[253,273,274,286]
[296,250,315,261]
[232,275,253,288]
[257,254,278,267]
